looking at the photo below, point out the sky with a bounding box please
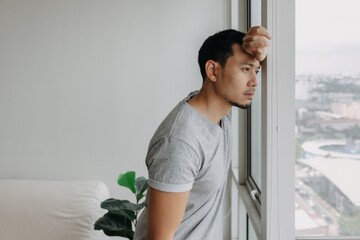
[296,0,360,74]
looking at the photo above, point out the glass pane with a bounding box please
[250,78,262,189]
[248,0,262,191]
[247,215,258,240]
[295,0,360,237]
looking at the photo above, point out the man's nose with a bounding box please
[248,74,258,87]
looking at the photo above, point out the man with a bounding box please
[134,27,271,240]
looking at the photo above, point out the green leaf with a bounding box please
[135,176,148,201]
[112,209,136,222]
[101,198,141,212]
[94,212,134,239]
[118,171,136,193]
[100,198,138,221]
[136,202,146,211]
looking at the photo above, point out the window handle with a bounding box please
[250,189,259,201]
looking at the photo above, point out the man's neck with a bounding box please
[187,83,231,125]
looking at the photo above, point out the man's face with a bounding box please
[214,43,260,109]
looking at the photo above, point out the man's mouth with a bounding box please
[244,91,255,100]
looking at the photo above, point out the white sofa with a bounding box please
[0,180,110,240]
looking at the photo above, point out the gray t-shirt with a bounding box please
[134,91,232,240]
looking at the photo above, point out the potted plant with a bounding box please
[94,171,148,240]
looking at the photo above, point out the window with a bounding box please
[230,0,264,238]
[295,0,360,238]
[231,0,295,239]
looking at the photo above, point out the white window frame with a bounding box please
[232,1,360,239]
[260,0,295,239]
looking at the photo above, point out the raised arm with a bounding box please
[147,187,190,240]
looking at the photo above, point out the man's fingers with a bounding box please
[243,26,271,61]
[246,26,272,40]
[242,39,269,49]
[242,41,268,61]
[254,48,268,62]
[243,35,270,45]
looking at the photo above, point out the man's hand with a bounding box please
[242,26,271,62]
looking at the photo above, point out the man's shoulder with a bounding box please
[151,100,199,144]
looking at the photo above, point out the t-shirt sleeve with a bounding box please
[146,137,200,193]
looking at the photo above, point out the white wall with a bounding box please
[0,0,229,201]
[0,1,233,239]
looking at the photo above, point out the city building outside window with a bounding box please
[295,0,360,237]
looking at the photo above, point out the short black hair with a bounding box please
[198,29,246,81]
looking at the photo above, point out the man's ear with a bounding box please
[205,60,218,82]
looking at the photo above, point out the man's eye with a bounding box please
[243,68,251,72]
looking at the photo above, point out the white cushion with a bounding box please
[0,180,109,240]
